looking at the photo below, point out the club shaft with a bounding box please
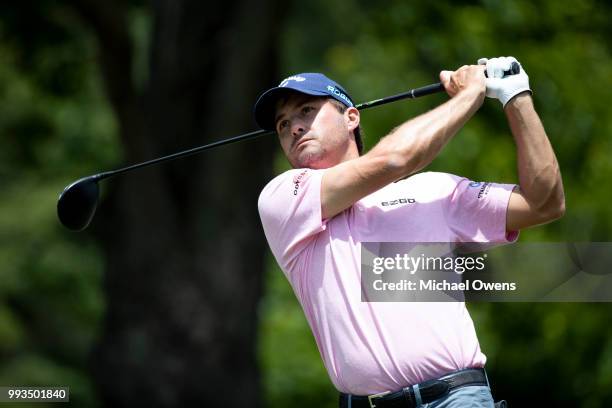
[356,83,444,110]
[92,82,445,181]
[94,128,272,180]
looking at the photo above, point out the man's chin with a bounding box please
[293,149,324,169]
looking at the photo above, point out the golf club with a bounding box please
[57,62,520,231]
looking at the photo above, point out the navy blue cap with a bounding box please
[253,73,354,131]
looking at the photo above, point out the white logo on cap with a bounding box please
[327,85,352,105]
[279,76,306,87]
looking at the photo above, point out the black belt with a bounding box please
[339,368,488,408]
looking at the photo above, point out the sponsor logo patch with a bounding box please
[381,198,417,207]
[326,85,352,105]
[292,170,308,196]
[477,182,491,199]
[279,76,306,87]
[468,181,491,199]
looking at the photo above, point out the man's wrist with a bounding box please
[457,86,486,112]
[504,91,533,111]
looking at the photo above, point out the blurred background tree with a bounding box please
[1,0,281,406]
[1,0,611,407]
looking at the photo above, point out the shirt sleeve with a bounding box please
[443,176,519,243]
[258,168,327,269]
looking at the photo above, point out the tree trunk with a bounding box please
[79,0,282,405]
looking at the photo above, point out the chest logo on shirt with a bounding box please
[380,198,416,206]
[292,170,308,196]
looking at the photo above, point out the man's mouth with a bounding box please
[294,138,313,151]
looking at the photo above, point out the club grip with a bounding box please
[484,61,521,78]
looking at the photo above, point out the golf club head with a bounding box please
[57,176,100,231]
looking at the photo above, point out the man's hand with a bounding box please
[478,56,532,108]
[439,65,486,101]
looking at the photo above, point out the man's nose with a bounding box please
[291,120,306,137]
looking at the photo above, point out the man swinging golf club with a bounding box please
[254,57,564,408]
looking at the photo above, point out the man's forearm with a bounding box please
[506,93,565,214]
[370,87,484,177]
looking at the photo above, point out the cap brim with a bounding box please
[253,87,329,131]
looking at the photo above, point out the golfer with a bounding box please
[254,57,564,408]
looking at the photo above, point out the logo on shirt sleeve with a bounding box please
[469,181,491,199]
[292,170,308,196]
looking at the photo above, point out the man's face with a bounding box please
[274,94,359,169]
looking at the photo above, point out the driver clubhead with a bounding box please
[57,177,100,231]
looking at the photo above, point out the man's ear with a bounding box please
[345,107,360,132]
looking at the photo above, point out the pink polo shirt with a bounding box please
[258,168,517,395]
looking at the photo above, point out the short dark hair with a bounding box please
[328,98,364,155]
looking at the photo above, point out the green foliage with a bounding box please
[0,4,118,405]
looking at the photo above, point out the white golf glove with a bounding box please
[477,56,531,108]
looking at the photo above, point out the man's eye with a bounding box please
[302,106,315,115]
[278,120,289,131]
